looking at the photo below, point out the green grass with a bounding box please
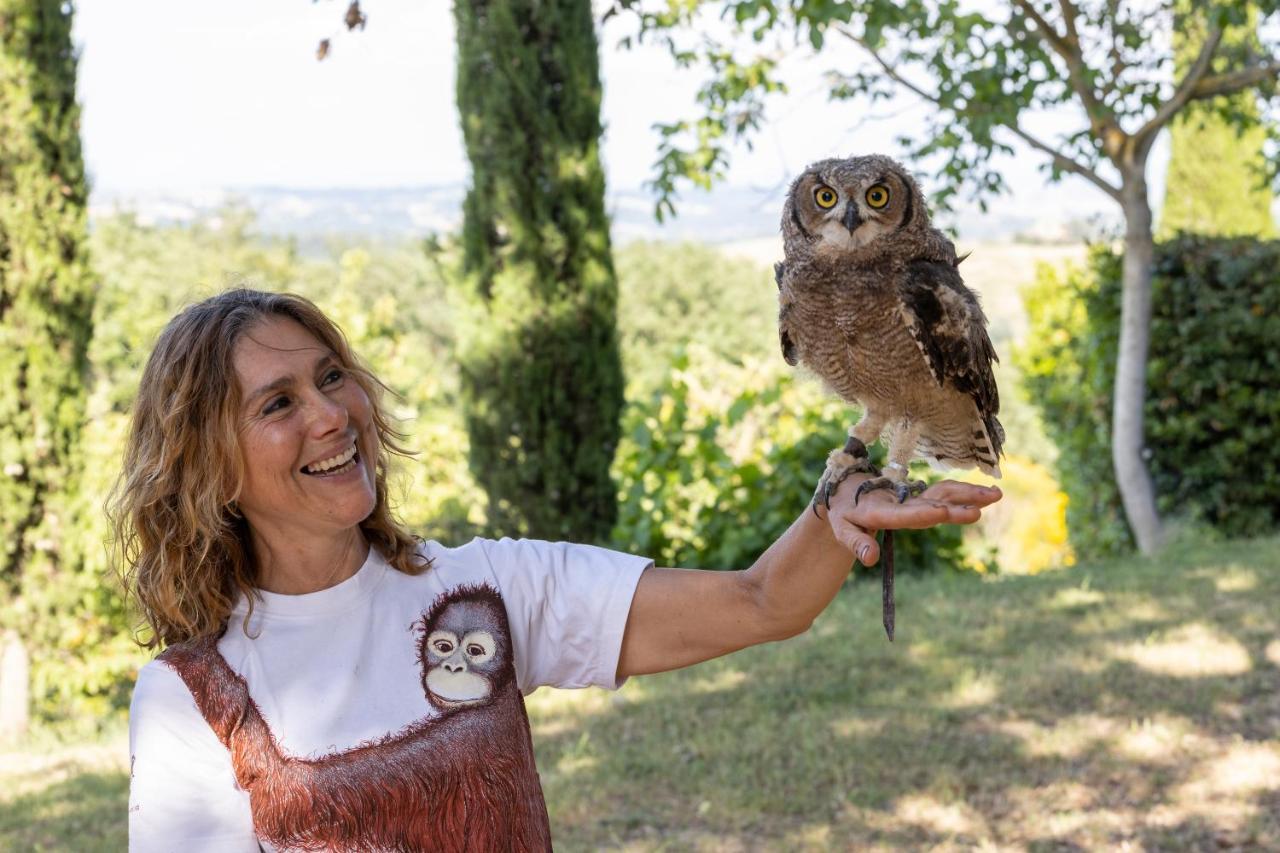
[5,535,1278,851]
[526,535,1280,850]
[0,734,128,852]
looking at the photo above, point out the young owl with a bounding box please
[777,155,1003,636]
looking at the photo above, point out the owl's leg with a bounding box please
[848,411,887,448]
[811,413,886,513]
[853,419,928,505]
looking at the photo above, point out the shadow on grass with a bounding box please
[0,769,128,852]
[530,535,1280,850]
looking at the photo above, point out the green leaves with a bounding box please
[647,49,786,221]
[1016,236,1280,560]
[614,0,1280,218]
[1,0,96,731]
[610,347,965,574]
[455,0,625,543]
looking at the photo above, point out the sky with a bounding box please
[72,0,1161,233]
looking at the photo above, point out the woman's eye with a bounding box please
[322,368,343,386]
[263,396,290,415]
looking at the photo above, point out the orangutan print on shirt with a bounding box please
[160,584,551,853]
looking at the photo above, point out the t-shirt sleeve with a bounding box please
[475,538,650,693]
[128,660,259,853]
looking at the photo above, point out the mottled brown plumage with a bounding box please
[777,154,1004,638]
[778,154,1004,487]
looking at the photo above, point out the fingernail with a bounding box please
[858,545,869,561]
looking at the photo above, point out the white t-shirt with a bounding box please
[127,537,650,852]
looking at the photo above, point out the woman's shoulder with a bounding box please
[130,652,207,727]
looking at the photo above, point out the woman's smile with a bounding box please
[302,442,358,476]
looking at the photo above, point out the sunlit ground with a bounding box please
[3,535,1277,851]
[525,535,1280,850]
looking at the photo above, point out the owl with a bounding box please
[776,155,1004,634]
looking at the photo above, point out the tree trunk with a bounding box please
[0,631,30,742]
[1113,173,1166,554]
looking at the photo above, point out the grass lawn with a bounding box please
[5,535,1277,851]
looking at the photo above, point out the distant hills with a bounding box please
[88,183,1089,245]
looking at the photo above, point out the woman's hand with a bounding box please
[820,475,1003,567]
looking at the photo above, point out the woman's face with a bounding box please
[232,315,378,543]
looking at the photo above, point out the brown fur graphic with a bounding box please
[161,584,552,852]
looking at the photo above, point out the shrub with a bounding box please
[610,348,966,574]
[1016,236,1280,559]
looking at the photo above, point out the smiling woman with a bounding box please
[113,290,424,646]
[113,288,998,851]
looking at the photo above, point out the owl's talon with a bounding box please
[853,475,927,505]
[811,436,879,513]
[896,478,928,504]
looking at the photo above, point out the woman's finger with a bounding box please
[849,499,978,530]
[830,516,880,565]
[920,481,1002,506]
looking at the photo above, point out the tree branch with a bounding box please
[835,26,947,105]
[1002,124,1123,201]
[835,25,1122,203]
[1098,0,1129,100]
[1011,0,1116,138]
[1133,26,1223,153]
[1191,58,1280,100]
[1058,0,1081,48]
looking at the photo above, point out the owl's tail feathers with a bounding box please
[928,455,1002,479]
[922,413,1004,478]
[977,413,1005,478]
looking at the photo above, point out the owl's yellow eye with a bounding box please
[865,185,890,208]
[814,186,838,209]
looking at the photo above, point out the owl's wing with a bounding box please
[776,261,799,366]
[895,259,1000,418]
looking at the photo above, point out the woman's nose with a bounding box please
[307,389,348,435]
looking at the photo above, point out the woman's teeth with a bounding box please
[303,445,358,475]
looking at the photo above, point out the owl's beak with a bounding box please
[843,202,863,233]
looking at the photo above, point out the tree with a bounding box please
[1159,4,1276,237]
[0,0,95,738]
[452,0,626,542]
[614,0,1280,554]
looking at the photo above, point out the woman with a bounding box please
[118,289,999,851]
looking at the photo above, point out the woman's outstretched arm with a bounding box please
[616,474,1001,678]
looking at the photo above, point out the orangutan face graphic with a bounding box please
[420,597,507,709]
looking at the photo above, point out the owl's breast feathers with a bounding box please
[895,259,1003,454]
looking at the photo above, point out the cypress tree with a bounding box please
[453,0,624,542]
[1159,4,1276,238]
[0,0,94,736]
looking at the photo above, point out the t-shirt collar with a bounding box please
[231,545,388,620]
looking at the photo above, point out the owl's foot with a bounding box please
[811,436,880,515]
[853,470,928,505]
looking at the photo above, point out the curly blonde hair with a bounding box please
[112,289,429,648]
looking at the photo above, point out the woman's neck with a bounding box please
[251,526,371,595]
